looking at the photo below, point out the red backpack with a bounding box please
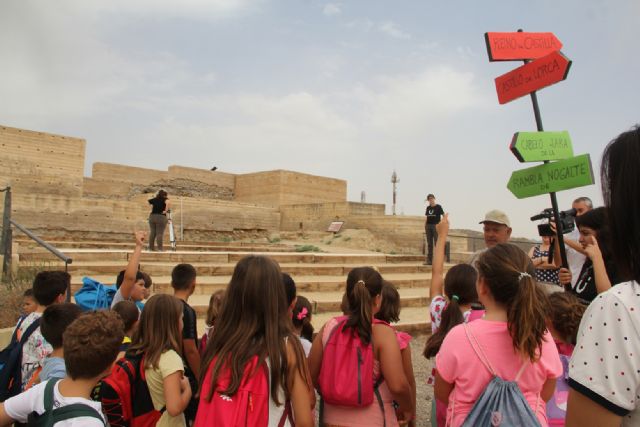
[318,316,387,407]
[194,355,292,427]
[94,352,165,427]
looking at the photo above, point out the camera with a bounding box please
[530,208,576,237]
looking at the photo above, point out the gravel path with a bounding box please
[411,334,434,427]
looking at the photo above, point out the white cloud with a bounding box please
[364,67,484,139]
[75,0,257,20]
[379,21,411,40]
[346,18,375,32]
[322,3,342,17]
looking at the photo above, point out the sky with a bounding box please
[1,0,638,238]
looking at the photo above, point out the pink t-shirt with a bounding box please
[435,320,562,427]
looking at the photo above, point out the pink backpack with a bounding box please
[194,355,292,427]
[318,316,386,407]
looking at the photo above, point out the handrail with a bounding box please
[8,219,73,302]
[10,219,73,265]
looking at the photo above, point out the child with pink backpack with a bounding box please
[195,255,314,427]
[308,267,414,426]
[435,244,562,426]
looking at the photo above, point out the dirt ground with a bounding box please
[280,229,418,255]
[412,334,435,427]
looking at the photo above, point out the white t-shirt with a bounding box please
[564,226,586,287]
[15,312,52,389]
[299,337,312,357]
[569,280,640,425]
[3,379,105,426]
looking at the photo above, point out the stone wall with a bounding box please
[0,125,85,197]
[10,194,280,241]
[280,202,385,231]
[168,166,235,190]
[91,163,168,185]
[235,170,347,207]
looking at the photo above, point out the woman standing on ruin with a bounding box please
[148,190,170,251]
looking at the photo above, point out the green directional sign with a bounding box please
[507,154,594,199]
[510,131,573,162]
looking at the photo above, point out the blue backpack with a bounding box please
[452,323,541,427]
[74,277,117,311]
[0,317,42,401]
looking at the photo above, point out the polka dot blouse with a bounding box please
[568,280,640,425]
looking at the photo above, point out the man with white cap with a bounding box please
[468,210,512,265]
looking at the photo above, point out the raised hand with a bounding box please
[436,213,450,236]
[134,230,147,247]
[583,235,602,262]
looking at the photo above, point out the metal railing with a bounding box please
[1,187,73,301]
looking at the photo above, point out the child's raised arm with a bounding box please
[430,213,449,298]
[120,231,146,299]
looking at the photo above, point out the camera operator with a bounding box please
[557,207,620,304]
[550,197,593,287]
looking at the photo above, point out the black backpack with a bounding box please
[0,317,42,401]
[27,378,105,426]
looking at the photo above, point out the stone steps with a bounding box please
[43,260,432,277]
[14,238,295,252]
[17,246,435,334]
[18,249,425,264]
[70,272,432,294]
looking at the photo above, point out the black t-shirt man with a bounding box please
[425,204,444,224]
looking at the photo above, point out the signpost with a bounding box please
[495,50,572,104]
[507,154,594,199]
[485,32,563,61]
[510,131,573,162]
[485,28,589,278]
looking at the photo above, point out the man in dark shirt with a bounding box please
[171,263,199,422]
[424,194,444,265]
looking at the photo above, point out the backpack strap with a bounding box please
[462,323,497,376]
[42,378,58,412]
[373,376,386,427]
[38,379,106,426]
[322,317,347,348]
[136,354,166,414]
[18,317,42,346]
[49,404,106,426]
[464,323,529,382]
[277,399,294,427]
[9,316,27,343]
[514,361,529,382]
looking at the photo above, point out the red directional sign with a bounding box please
[495,50,571,104]
[485,32,563,61]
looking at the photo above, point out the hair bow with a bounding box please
[296,307,308,320]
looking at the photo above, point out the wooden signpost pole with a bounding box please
[517,29,569,270]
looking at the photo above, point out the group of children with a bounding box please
[0,230,420,427]
[0,229,590,427]
[424,214,586,427]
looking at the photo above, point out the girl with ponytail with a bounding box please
[309,267,414,426]
[422,214,481,426]
[434,244,563,426]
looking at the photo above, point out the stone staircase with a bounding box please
[16,240,440,334]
